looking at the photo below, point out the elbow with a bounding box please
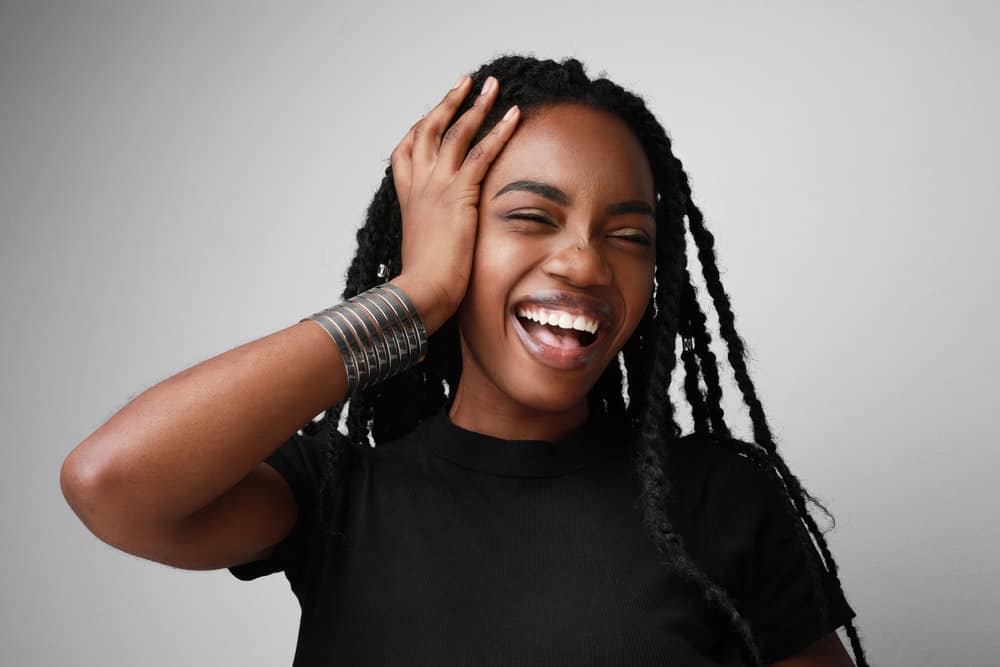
[59,440,129,544]
[60,442,118,536]
[59,440,182,561]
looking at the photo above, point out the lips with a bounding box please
[509,290,615,371]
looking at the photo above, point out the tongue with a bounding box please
[521,319,582,349]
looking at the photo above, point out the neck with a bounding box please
[447,376,590,442]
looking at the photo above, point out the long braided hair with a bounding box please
[302,54,869,667]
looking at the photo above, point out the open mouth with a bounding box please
[509,294,614,370]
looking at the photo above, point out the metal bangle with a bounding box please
[340,300,388,388]
[365,287,415,370]
[300,311,362,394]
[380,282,429,363]
[354,290,404,378]
[302,282,429,394]
[326,307,373,385]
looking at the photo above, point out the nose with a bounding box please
[540,238,613,288]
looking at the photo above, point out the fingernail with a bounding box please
[480,76,496,95]
[503,105,518,121]
[451,75,467,90]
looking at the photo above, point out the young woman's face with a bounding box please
[455,103,657,414]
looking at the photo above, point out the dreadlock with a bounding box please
[300,53,869,667]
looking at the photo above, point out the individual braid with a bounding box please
[678,276,710,435]
[308,53,869,667]
[678,325,709,435]
[680,270,731,438]
[622,299,657,428]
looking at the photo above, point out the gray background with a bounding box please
[3,1,996,665]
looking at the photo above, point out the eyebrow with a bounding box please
[492,179,655,218]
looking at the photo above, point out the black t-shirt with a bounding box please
[228,405,855,666]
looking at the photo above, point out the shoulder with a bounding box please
[663,431,789,567]
[668,431,775,501]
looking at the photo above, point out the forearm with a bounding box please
[61,319,346,537]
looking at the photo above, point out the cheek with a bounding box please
[618,260,656,327]
[468,232,531,293]
[460,233,526,334]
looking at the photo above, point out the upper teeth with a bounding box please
[516,306,600,334]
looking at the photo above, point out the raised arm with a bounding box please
[59,72,519,571]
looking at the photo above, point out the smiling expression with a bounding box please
[453,102,657,417]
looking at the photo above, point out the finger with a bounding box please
[412,75,473,168]
[390,118,421,205]
[456,104,521,186]
[434,75,502,176]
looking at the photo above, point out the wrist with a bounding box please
[301,281,430,394]
[388,274,454,337]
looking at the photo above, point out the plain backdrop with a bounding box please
[3,1,997,665]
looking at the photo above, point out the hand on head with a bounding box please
[389,75,520,336]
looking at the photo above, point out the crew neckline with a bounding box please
[423,405,629,478]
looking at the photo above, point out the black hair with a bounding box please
[302,53,868,667]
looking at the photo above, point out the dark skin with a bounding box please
[390,80,853,666]
[449,103,657,441]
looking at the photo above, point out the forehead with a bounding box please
[485,103,654,201]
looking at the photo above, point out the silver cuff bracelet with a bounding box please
[301,282,429,395]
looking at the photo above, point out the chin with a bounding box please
[501,374,596,414]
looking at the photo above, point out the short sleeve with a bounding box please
[741,469,857,663]
[227,422,339,584]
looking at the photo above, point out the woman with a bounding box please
[61,55,868,666]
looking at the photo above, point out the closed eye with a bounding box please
[613,233,652,246]
[506,213,556,227]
